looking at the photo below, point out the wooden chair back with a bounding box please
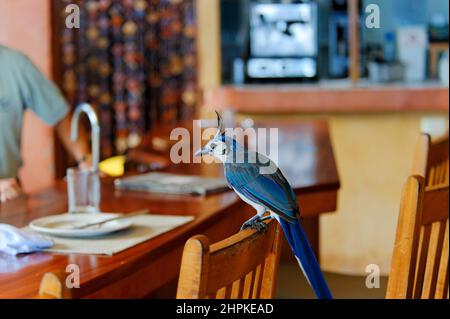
[387,133,449,299]
[412,133,449,185]
[176,218,282,299]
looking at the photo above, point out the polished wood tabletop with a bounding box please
[205,83,449,113]
[0,120,339,298]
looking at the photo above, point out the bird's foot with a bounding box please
[240,217,268,232]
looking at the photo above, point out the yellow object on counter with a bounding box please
[99,155,126,177]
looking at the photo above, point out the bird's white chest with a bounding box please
[232,187,266,211]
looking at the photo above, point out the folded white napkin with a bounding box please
[0,223,53,255]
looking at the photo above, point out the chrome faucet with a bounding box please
[70,103,100,171]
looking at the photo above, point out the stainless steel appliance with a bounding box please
[246,1,318,80]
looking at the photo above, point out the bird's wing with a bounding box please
[225,153,299,222]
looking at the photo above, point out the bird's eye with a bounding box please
[210,143,216,149]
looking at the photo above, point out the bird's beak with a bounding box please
[194,147,209,157]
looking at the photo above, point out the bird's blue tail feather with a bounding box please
[278,217,333,299]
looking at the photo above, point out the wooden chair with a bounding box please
[176,218,282,299]
[387,133,449,299]
[38,271,72,299]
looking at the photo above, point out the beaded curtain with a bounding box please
[59,0,197,157]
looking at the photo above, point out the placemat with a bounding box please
[23,214,194,256]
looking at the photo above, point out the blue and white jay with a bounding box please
[195,112,332,299]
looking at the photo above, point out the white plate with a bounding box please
[29,213,133,238]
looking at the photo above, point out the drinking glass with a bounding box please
[67,168,100,214]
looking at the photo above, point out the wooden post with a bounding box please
[348,0,360,84]
[196,0,222,89]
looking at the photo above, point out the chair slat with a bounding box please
[440,162,447,183]
[216,287,226,299]
[260,254,279,298]
[431,221,447,298]
[434,165,441,185]
[224,284,232,299]
[438,162,446,183]
[230,279,242,299]
[421,222,445,298]
[413,224,431,299]
[439,163,445,184]
[444,160,449,185]
[410,225,424,297]
[251,264,263,299]
[435,221,449,299]
[427,166,435,186]
[242,271,254,299]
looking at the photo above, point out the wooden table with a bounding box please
[0,120,339,298]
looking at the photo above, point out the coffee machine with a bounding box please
[246,1,318,81]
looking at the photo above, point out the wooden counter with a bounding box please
[204,81,449,113]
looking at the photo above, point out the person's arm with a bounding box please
[55,113,92,169]
[17,54,93,169]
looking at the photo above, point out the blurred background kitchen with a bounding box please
[0,0,448,298]
[220,0,449,84]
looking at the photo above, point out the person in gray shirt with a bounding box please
[0,45,90,202]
